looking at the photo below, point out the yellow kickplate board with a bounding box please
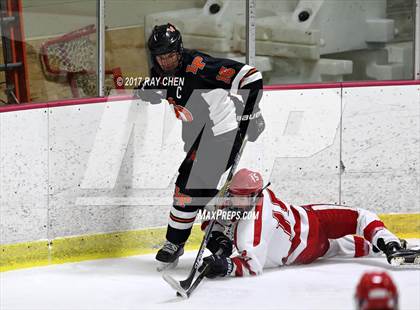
[1,214,419,272]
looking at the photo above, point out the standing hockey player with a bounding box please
[134,24,265,270]
[199,169,419,278]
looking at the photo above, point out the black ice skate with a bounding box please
[380,240,420,266]
[156,241,184,271]
[372,238,407,253]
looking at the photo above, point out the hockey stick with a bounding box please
[163,135,248,294]
[165,180,272,299]
[163,264,210,299]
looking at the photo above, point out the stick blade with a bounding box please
[162,273,189,299]
[156,258,179,272]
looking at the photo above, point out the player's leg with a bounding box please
[323,235,375,259]
[307,204,418,264]
[305,204,395,244]
[156,131,239,268]
[155,149,218,269]
[323,236,409,259]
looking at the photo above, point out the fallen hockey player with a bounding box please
[199,168,420,278]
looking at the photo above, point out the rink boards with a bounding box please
[0,84,419,271]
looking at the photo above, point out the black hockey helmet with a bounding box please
[148,23,183,56]
[148,23,183,75]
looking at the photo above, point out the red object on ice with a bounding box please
[355,271,398,310]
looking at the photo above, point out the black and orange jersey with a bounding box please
[141,49,263,151]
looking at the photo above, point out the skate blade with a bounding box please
[162,273,188,299]
[390,257,405,266]
[390,255,420,268]
[157,258,179,272]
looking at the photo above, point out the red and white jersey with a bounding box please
[229,188,397,277]
[230,188,302,276]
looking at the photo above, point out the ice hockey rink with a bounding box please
[2,241,420,310]
[1,1,420,310]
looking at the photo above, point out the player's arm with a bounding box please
[200,204,273,278]
[227,211,270,277]
[236,72,265,142]
[201,220,233,257]
[200,57,265,141]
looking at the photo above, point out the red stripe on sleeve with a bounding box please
[283,207,301,264]
[272,211,291,237]
[267,189,288,212]
[241,258,256,276]
[354,236,364,257]
[234,223,238,249]
[232,257,243,277]
[232,257,256,276]
[253,198,264,247]
[363,220,385,242]
[353,236,370,257]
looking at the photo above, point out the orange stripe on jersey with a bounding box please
[253,197,263,247]
[239,68,258,88]
[244,68,257,78]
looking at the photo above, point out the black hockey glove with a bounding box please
[133,86,164,105]
[206,231,233,257]
[199,255,233,279]
[246,113,265,142]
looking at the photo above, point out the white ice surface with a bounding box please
[1,242,420,310]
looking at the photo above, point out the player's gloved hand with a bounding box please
[199,255,233,279]
[206,231,233,256]
[133,86,164,105]
[246,114,265,142]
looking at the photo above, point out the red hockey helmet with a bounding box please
[355,271,398,310]
[228,168,263,197]
[216,169,264,224]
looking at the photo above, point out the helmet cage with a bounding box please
[224,191,260,214]
[148,23,183,76]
